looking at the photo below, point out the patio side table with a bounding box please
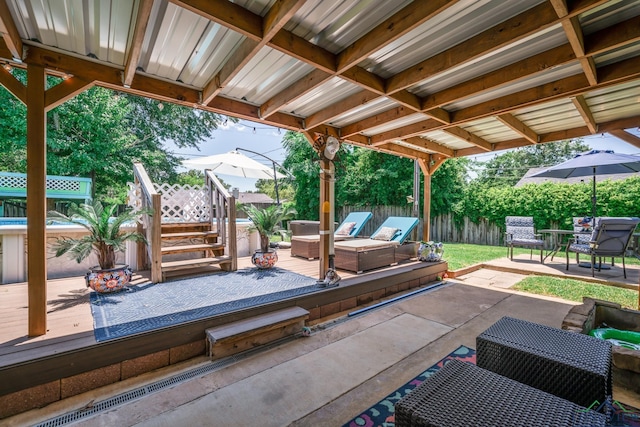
[394,359,607,427]
[476,316,612,408]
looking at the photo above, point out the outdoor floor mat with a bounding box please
[342,345,476,427]
[90,267,317,342]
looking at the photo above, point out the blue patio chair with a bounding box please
[505,216,544,263]
[566,217,640,278]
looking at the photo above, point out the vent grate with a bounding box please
[33,337,295,427]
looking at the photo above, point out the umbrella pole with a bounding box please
[591,167,597,218]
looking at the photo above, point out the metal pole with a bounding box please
[272,162,280,205]
[592,167,597,218]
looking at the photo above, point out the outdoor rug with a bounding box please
[90,267,317,342]
[342,345,476,427]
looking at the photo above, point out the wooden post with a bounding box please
[318,159,332,279]
[27,64,47,336]
[423,173,431,242]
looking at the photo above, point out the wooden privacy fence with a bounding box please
[337,207,505,246]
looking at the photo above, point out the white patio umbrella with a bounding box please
[531,150,640,217]
[182,150,287,180]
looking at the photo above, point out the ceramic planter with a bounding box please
[251,250,278,269]
[85,265,133,293]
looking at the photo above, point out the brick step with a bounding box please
[205,307,309,359]
[161,243,223,255]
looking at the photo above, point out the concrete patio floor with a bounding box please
[8,257,640,427]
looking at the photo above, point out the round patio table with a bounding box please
[539,229,590,262]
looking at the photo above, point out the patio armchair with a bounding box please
[566,217,640,278]
[504,216,544,263]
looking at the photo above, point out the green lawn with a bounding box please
[443,242,639,309]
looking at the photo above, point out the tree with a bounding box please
[0,72,226,203]
[472,139,590,188]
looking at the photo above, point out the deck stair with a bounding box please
[159,222,232,280]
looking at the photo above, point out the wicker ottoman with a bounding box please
[476,316,612,408]
[394,359,607,427]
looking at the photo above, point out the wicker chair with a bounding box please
[566,217,640,278]
[505,216,544,263]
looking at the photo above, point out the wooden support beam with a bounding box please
[304,90,381,130]
[371,118,441,146]
[260,69,332,119]
[0,64,26,103]
[608,129,640,149]
[336,0,457,73]
[170,0,262,40]
[442,127,493,151]
[341,106,415,138]
[122,0,154,87]
[26,64,47,337]
[0,0,23,60]
[45,77,94,112]
[405,136,454,157]
[571,95,598,134]
[496,113,539,144]
[386,2,559,93]
[201,0,305,105]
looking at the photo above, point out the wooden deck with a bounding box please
[0,248,394,367]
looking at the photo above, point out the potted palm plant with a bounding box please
[240,203,296,269]
[49,201,150,293]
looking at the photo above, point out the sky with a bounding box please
[167,119,640,191]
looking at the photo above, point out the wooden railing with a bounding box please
[133,162,162,283]
[205,170,237,271]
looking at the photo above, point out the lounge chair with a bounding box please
[334,216,420,273]
[566,217,640,278]
[290,212,373,259]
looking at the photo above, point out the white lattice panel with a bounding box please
[127,182,142,210]
[1,174,80,191]
[154,183,210,222]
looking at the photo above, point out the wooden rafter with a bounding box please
[304,90,381,130]
[571,95,598,134]
[404,136,454,157]
[608,129,640,149]
[0,0,22,60]
[194,0,306,105]
[122,0,154,88]
[442,127,493,152]
[496,113,539,144]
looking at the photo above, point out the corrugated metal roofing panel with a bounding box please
[329,97,399,128]
[286,0,411,54]
[360,113,428,137]
[462,118,522,143]
[410,25,566,97]
[283,77,362,117]
[8,0,136,65]
[420,130,476,151]
[392,139,434,155]
[580,0,640,34]
[223,47,315,105]
[141,3,211,82]
[586,80,640,123]
[514,99,585,134]
[444,62,584,111]
[362,0,547,78]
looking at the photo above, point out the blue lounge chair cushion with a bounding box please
[336,211,373,237]
[371,217,419,244]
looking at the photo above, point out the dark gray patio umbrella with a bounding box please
[531,150,640,217]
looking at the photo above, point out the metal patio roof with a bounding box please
[1,0,639,163]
